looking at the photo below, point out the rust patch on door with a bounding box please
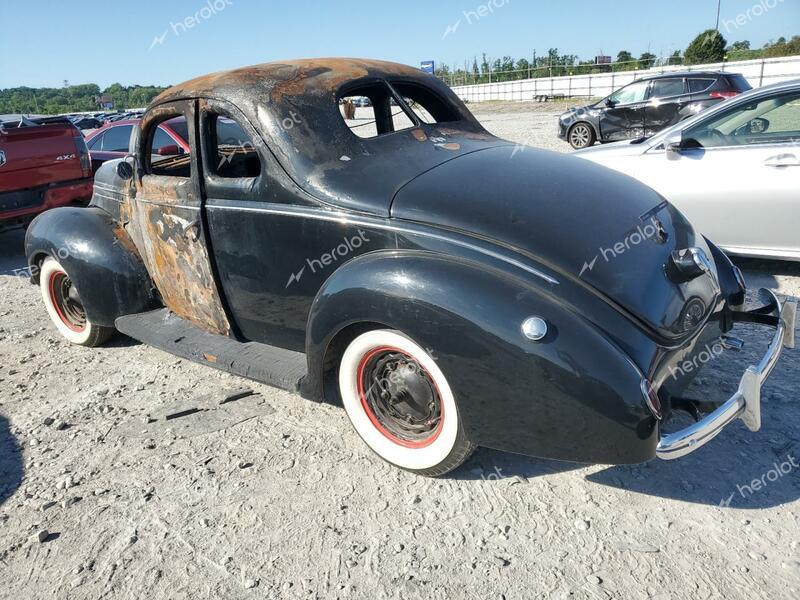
[127,175,231,336]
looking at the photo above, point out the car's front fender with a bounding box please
[305,250,658,464]
[25,206,157,327]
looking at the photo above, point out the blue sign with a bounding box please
[420,61,435,75]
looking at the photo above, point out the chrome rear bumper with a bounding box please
[656,289,796,460]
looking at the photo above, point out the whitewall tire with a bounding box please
[39,257,114,347]
[338,329,475,476]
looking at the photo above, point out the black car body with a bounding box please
[24,59,794,476]
[558,71,752,149]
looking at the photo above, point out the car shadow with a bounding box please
[0,229,28,276]
[587,430,800,509]
[0,415,24,507]
[453,447,581,481]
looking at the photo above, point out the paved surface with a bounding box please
[1,102,799,600]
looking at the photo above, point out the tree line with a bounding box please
[435,31,800,85]
[0,83,168,116]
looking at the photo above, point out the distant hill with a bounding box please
[0,83,169,115]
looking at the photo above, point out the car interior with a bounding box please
[684,92,800,148]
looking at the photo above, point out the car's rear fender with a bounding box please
[25,206,158,327]
[305,250,658,464]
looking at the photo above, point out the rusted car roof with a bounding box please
[153,58,507,215]
[154,58,430,105]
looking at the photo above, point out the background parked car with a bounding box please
[574,79,800,261]
[85,117,189,172]
[558,71,752,149]
[0,116,93,232]
[67,115,103,132]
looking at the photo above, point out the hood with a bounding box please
[391,146,720,340]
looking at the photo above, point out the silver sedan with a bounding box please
[574,79,800,261]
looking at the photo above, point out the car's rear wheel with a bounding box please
[338,329,475,477]
[39,257,114,347]
[568,122,596,149]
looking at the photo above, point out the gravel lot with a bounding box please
[1,101,799,600]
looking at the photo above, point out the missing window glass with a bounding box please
[210,114,262,178]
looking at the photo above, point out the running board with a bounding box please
[115,309,307,393]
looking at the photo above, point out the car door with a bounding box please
[644,77,687,136]
[197,97,391,351]
[600,80,650,141]
[129,100,232,335]
[634,90,800,258]
[197,97,349,351]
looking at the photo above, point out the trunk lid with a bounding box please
[391,146,720,340]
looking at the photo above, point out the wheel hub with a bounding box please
[358,348,443,446]
[50,271,87,332]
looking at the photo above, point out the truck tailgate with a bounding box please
[0,124,84,193]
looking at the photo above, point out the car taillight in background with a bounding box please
[73,134,92,178]
[709,91,739,99]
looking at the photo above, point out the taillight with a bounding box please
[641,380,663,420]
[709,91,739,99]
[73,134,92,177]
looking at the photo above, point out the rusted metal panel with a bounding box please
[127,177,231,336]
[124,100,232,336]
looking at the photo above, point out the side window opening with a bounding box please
[102,124,133,152]
[340,83,394,139]
[87,132,104,150]
[151,127,177,153]
[146,115,191,178]
[684,91,800,148]
[688,78,715,94]
[339,81,460,139]
[208,114,262,179]
[390,82,459,124]
[650,78,685,99]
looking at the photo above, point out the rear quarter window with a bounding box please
[687,78,716,93]
[726,74,753,92]
[101,125,133,152]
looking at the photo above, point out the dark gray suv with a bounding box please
[558,71,752,149]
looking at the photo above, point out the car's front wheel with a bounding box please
[39,257,114,347]
[338,329,475,477]
[568,122,596,149]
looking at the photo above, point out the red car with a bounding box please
[84,117,190,173]
[0,117,93,233]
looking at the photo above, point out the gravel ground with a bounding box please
[1,101,799,600]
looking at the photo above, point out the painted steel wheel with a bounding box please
[339,329,475,476]
[39,257,114,347]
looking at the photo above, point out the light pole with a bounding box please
[715,0,722,31]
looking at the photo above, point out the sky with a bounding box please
[1,0,797,89]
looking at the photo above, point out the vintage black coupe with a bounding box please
[25,59,795,476]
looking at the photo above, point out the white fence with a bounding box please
[451,55,800,103]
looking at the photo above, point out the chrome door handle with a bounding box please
[183,219,201,241]
[764,153,800,168]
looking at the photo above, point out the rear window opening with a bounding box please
[339,81,460,139]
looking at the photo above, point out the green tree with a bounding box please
[616,50,633,65]
[516,58,531,78]
[685,29,727,65]
[638,52,657,70]
[667,50,684,66]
